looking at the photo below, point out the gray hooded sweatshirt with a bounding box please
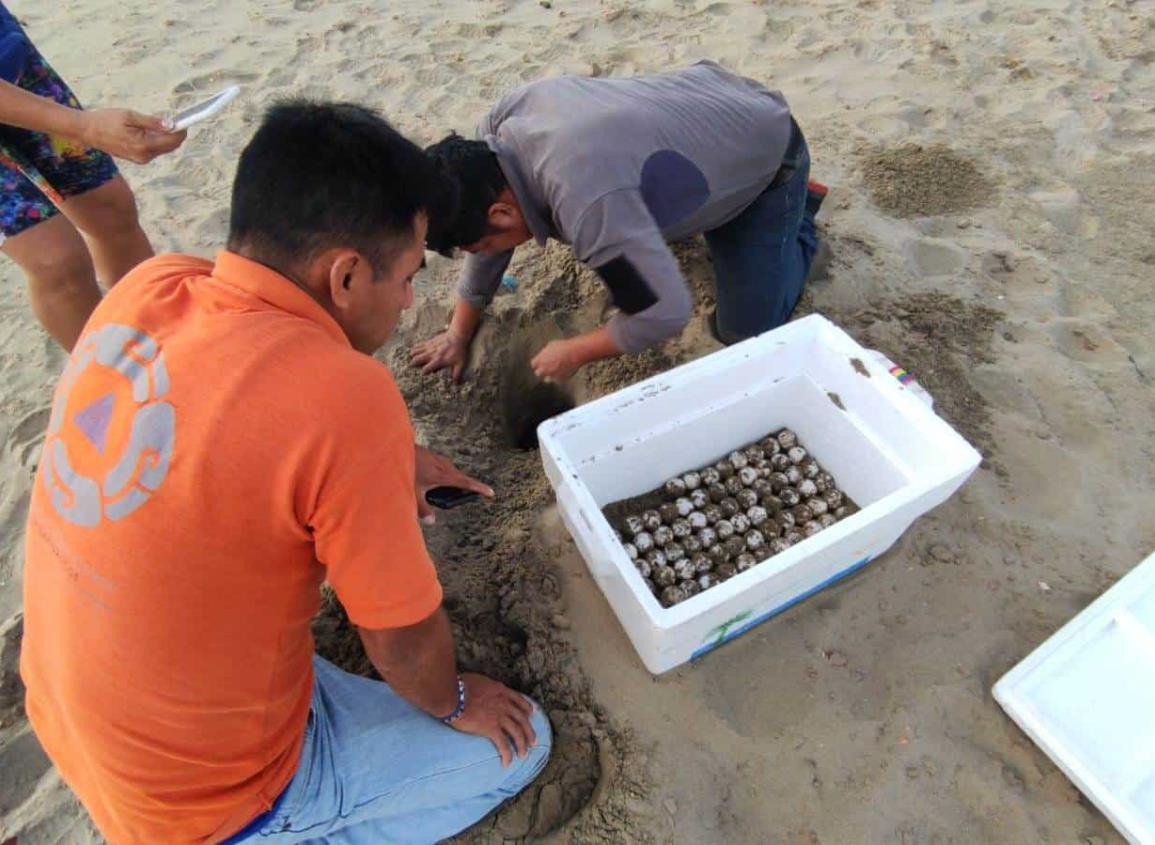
[457,60,793,353]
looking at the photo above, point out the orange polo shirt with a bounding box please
[20,252,443,844]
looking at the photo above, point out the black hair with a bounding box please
[228,100,433,273]
[424,133,508,256]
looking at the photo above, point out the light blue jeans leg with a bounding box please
[235,656,552,845]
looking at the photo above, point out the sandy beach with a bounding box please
[2,0,1154,842]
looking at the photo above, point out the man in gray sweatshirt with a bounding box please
[411,60,824,383]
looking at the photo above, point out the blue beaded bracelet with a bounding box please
[440,676,467,724]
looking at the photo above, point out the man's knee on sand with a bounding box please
[496,704,553,794]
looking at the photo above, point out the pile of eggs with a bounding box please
[615,429,857,607]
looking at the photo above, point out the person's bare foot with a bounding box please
[806,239,833,282]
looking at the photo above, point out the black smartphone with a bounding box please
[424,486,481,510]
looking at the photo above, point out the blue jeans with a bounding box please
[705,139,818,344]
[227,657,552,845]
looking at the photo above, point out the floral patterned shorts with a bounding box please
[0,44,118,244]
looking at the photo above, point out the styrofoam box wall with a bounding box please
[539,315,981,674]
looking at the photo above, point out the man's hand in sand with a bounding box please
[414,445,494,524]
[78,109,187,164]
[452,673,538,767]
[410,329,471,382]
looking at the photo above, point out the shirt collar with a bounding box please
[211,250,349,347]
[484,134,551,246]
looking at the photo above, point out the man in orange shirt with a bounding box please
[21,101,550,844]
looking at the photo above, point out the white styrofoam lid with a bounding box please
[994,551,1155,845]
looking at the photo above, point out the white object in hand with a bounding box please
[171,85,241,131]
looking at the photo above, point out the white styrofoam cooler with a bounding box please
[538,314,981,674]
[994,551,1155,845]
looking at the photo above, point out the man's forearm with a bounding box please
[448,296,484,342]
[358,608,459,717]
[571,325,623,368]
[0,79,87,139]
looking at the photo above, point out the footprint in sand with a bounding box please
[8,407,50,472]
[0,729,53,816]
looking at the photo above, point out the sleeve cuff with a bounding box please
[341,579,444,630]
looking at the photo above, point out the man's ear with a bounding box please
[327,251,361,310]
[487,201,520,229]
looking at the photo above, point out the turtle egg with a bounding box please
[623,542,638,560]
[818,513,837,528]
[693,553,713,575]
[681,579,701,598]
[664,477,687,497]
[703,504,723,525]
[674,557,697,581]
[747,505,769,527]
[690,488,709,509]
[642,510,662,531]
[768,537,790,555]
[716,562,738,580]
[725,476,745,496]
[785,466,804,486]
[675,497,694,517]
[716,459,735,479]
[806,497,828,517]
[671,519,692,539]
[716,519,735,540]
[659,503,680,525]
[701,467,721,486]
[736,488,758,510]
[688,510,709,530]
[770,453,791,471]
[698,572,717,590]
[752,479,774,500]
[707,482,728,503]
[664,542,686,562]
[784,530,804,545]
[646,549,668,569]
[654,525,674,546]
[787,446,808,464]
[769,472,790,493]
[635,557,652,578]
[634,531,654,552]
[731,513,751,534]
[624,515,644,536]
[682,470,702,491]
[735,553,756,572]
[802,521,822,538]
[779,487,801,507]
[660,585,685,607]
[738,466,760,486]
[834,503,859,519]
[719,497,740,518]
[763,495,785,514]
[824,489,844,509]
[815,471,835,493]
[775,511,796,532]
[683,534,703,554]
[698,526,718,548]
[761,436,782,455]
[746,529,766,551]
[791,504,814,525]
[776,428,798,449]
[728,450,749,470]
[724,536,746,557]
[800,459,821,479]
[745,443,765,461]
[707,544,728,563]
[798,479,818,498]
[653,564,676,587]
